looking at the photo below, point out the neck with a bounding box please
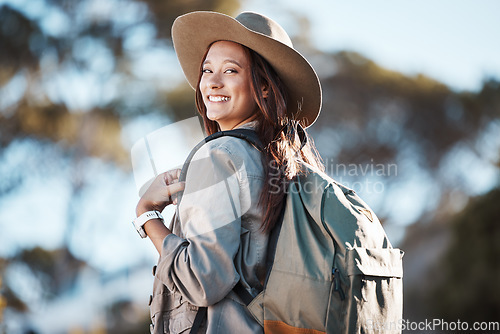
[219,114,259,131]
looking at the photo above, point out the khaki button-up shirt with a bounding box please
[150,122,267,333]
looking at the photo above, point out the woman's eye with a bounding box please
[201,68,237,74]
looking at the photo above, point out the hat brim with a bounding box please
[172,11,321,128]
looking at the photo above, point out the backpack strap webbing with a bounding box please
[233,281,254,305]
[233,185,288,307]
[179,128,263,183]
[190,306,207,333]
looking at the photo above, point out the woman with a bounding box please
[133,11,324,333]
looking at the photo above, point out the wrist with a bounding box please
[136,206,151,217]
[136,201,157,217]
[132,210,164,239]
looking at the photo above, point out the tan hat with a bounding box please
[172,11,322,128]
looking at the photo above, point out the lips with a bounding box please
[208,95,230,102]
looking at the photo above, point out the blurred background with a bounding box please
[0,0,499,333]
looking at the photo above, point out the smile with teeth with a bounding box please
[209,95,230,102]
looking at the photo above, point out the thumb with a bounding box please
[165,181,185,199]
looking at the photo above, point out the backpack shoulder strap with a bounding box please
[179,128,263,183]
[217,128,263,151]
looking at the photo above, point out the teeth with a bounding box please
[209,96,230,102]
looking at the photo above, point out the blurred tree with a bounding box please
[316,51,499,169]
[0,247,84,325]
[16,247,85,298]
[311,51,500,220]
[428,187,500,324]
[1,256,28,318]
[0,6,44,84]
[106,299,151,334]
[1,0,240,332]
[137,0,240,39]
[0,3,127,164]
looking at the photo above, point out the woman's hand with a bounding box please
[136,169,185,216]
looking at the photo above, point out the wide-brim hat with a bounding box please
[172,11,322,128]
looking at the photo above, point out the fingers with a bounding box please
[137,169,185,215]
[165,180,185,198]
[163,168,182,185]
[166,181,185,206]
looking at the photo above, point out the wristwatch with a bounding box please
[132,210,163,238]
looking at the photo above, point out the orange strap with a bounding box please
[264,320,326,334]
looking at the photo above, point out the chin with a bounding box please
[206,115,217,123]
[206,110,222,122]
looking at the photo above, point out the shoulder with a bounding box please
[204,121,262,158]
[209,135,260,156]
[190,135,264,177]
[195,135,261,163]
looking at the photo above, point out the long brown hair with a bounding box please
[195,43,324,232]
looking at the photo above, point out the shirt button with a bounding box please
[152,265,157,276]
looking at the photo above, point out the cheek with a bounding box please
[243,84,256,105]
[236,80,253,101]
[199,78,206,93]
[199,83,208,104]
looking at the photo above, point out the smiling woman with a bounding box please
[199,41,260,131]
[132,11,324,334]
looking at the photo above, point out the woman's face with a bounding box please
[200,41,258,131]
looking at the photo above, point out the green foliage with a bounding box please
[318,51,500,170]
[429,188,500,323]
[0,0,240,330]
[106,299,151,334]
[164,83,198,121]
[137,0,241,39]
[1,258,27,318]
[0,0,241,167]
[0,5,44,83]
[15,247,85,298]
[1,283,27,313]
[0,103,129,166]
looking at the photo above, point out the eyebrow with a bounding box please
[203,59,244,68]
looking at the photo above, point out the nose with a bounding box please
[206,72,223,90]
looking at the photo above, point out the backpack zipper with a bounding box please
[333,268,345,300]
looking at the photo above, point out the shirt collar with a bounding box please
[234,120,259,131]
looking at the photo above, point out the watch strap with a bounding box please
[133,210,163,238]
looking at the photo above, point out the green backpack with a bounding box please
[245,165,404,334]
[187,129,404,334]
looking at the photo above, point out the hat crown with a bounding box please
[236,12,293,48]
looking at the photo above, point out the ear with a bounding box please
[261,83,269,99]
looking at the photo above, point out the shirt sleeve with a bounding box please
[154,141,249,307]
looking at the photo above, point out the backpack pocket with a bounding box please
[346,247,404,333]
[346,247,403,278]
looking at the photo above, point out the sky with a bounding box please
[242,0,500,92]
